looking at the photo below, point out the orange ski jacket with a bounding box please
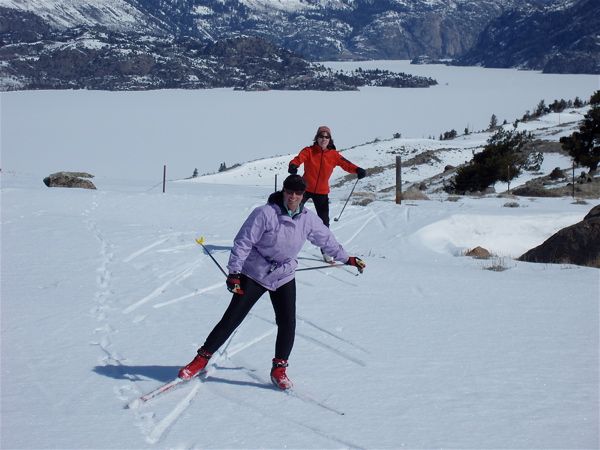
[290,145,359,194]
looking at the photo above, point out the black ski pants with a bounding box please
[202,275,296,360]
[302,191,330,227]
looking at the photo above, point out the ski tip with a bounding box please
[195,237,205,245]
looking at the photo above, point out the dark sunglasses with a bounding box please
[317,134,331,139]
[284,188,305,196]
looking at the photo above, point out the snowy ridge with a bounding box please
[0,0,151,31]
[182,106,585,195]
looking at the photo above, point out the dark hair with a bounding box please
[283,174,307,192]
[313,137,336,149]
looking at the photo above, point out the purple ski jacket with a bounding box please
[226,191,349,291]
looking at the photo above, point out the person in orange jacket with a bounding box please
[288,125,367,262]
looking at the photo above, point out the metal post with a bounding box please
[395,156,402,204]
[572,161,575,199]
[275,174,278,192]
[162,165,166,193]
[507,164,511,194]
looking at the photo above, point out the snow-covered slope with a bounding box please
[187,105,586,197]
[1,81,599,447]
[2,163,598,449]
[0,0,153,31]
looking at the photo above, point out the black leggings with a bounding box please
[203,275,296,360]
[302,192,330,227]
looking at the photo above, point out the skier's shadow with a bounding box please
[93,364,271,389]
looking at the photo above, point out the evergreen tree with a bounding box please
[560,91,600,171]
[451,129,533,193]
[534,100,546,117]
[488,114,498,130]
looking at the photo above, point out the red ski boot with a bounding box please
[270,358,293,390]
[178,348,212,380]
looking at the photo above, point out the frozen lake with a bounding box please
[1,61,598,182]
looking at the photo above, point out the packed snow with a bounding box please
[1,65,599,449]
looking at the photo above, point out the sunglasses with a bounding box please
[317,134,331,139]
[284,188,305,196]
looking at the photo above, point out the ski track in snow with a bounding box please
[251,313,367,367]
[86,195,421,446]
[80,192,374,446]
[296,313,369,353]
[78,194,368,446]
[132,296,370,444]
[122,258,204,313]
[122,236,171,262]
[152,281,223,308]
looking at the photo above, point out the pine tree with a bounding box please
[451,129,533,193]
[560,91,600,172]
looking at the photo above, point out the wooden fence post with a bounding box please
[396,156,402,204]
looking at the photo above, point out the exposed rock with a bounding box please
[518,205,600,268]
[465,246,491,259]
[43,172,96,190]
[549,167,565,180]
[400,188,429,201]
[455,0,600,74]
[0,1,527,62]
[512,181,561,197]
[0,29,436,91]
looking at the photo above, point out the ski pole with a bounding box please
[333,178,359,222]
[296,263,347,271]
[195,237,227,277]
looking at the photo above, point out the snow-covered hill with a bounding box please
[188,105,587,198]
[1,98,598,447]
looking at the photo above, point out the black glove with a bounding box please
[288,164,298,175]
[226,273,244,294]
[356,167,367,179]
[346,256,366,274]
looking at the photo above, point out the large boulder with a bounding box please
[518,205,600,268]
[43,172,96,190]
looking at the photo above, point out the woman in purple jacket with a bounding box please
[178,175,366,390]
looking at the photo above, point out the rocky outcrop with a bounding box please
[43,172,96,190]
[0,0,531,63]
[0,26,436,91]
[465,246,491,259]
[455,0,600,74]
[518,205,600,268]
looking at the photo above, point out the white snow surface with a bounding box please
[2,147,599,449]
[1,65,599,449]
